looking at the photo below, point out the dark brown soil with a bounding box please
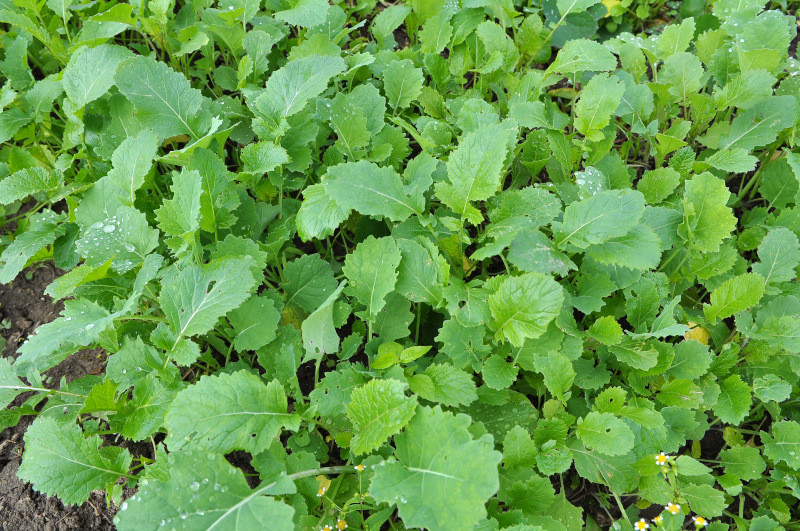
[0,263,119,530]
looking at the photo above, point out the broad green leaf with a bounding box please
[44,259,112,300]
[165,373,298,454]
[0,167,62,205]
[46,0,74,22]
[160,258,257,351]
[504,427,539,472]
[18,418,131,505]
[574,73,625,142]
[383,59,423,111]
[115,56,212,140]
[274,0,329,28]
[241,141,289,175]
[666,339,711,380]
[761,421,800,470]
[342,236,401,322]
[608,336,658,370]
[703,148,758,173]
[548,39,617,75]
[369,406,502,531]
[719,96,798,151]
[657,17,695,58]
[0,357,23,409]
[752,227,800,285]
[714,70,776,111]
[75,205,159,273]
[554,189,645,249]
[302,282,345,359]
[296,184,348,241]
[568,439,637,493]
[371,4,412,46]
[0,210,65,283]
[410,363,477,407]
[576,411,634,456]
[14,298,110,374]
[588,316,623,345]
[229,294,281,352]
[508,230,576,277]
[555,0,601,18]
[482,354,518,390]
[115,451,295,531]
[420,10,453,54]
[585,224,662,270]
[324,160,422,221]
[253,55,346,132]
[62,44,131,107]
[346,378,417,454]
[489,273,564,347]
[396,238,444,305]
[719,446,765,481]
[436,318,491,370]
[704,273,765,322]
[657,379,703,409]
[661,52,705,103]
[679,173,737,253]
[713,374,752,425]
[753,374,792,403]
[682,484,727,517]
[533,352,575,402]
[637,167,680,205]
[105,129,159,204]
[435,123,512,224]
[0,107,31,144]
[107,336,178,390]
[155,169,203,251]
[281,253,338,313]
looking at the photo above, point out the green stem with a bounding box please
[0,385,86,398]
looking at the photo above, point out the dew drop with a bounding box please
[190,481,200,491]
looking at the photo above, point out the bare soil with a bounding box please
[0,263,118,530]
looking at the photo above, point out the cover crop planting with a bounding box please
[1,0,799,529]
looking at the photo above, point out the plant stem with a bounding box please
[0,385,85,398]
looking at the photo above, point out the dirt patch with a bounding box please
[0,263,119,530]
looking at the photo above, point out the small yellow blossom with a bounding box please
[652,515,663,524]
[666,502,681,515]
[692,516,710,527]
[336,519,348,530]
[655,452,670,466]
[355,464,365,472]
[322,526,333,531]
[317,485,328,497]
[634,519,650,530]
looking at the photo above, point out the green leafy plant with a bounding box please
[1,0,800,529]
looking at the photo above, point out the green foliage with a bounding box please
[1,0,799,529]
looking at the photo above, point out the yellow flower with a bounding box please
[692,516,710,527]
[652,515,663,524]
[666,502,681,515]
[655,452,670,466]
[317,485,328,497]
[336,519,348,530]
[355,464,365,472]
[322,526,333,531]
[634,519,650,530]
